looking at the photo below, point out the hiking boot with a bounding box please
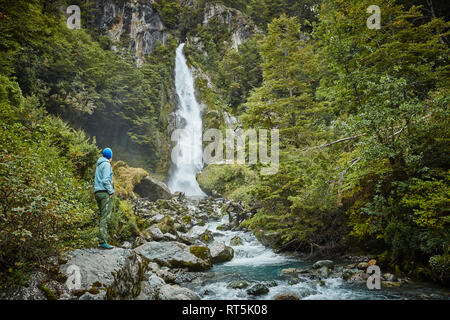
[99,242,114,249]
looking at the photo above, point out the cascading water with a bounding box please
[168,43,206,197]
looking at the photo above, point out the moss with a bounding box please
[190,246,211,261]
[39,283,58,300]
[112,161,148,199]
[89,287,100,295]
[158,216,176,234]
[197,164,258,202]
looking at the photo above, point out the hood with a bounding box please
[97,156,110,166]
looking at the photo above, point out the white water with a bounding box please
[184,214,448,300]
[168,43,206,197]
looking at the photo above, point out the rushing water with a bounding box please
[168,43,206,197]
[166,44,449,300]
[183,214,450,300]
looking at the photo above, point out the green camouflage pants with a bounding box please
[95,192,114,244]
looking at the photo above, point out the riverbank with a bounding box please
[1,195,448,300]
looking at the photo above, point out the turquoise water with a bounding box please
[183,216,450,300]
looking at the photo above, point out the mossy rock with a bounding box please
[190,245,212,262]
[39,283,58,300]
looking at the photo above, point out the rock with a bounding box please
[274,293,301,300]
[134,241,211,271]
[262,281,277,287]
[346,270,369,284]
[382,281,402,288]
[357,262,370,270]
[79,291,106,300]
[132,236,146,248]
[149,214,165,224]
[145,226,164,241]
[281,268,303,275]
[0,271,47,300]
[59,248,147,299]
[229,236,244,246]
[136,273,166,300]
[246,283,269,296]
[158,284,201,300]
[189,245,212,262]
[121,241,132,249]
[227,280,250,289]
[134,176,172,201]
[317,266,330,278]
[342,268,359,281]
[186,226,214,243]
[216,223,231,231]
[163,233,178,241]
[94,0,168,67]
[208,241,234,263]
[312,260,334,269]
[383,273,397,282]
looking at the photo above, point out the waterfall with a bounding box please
[168,43,206,197]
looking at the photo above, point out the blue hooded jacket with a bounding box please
[94,157,114,195]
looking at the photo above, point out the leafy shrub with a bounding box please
[197,164,258,202]
[429,254,450,285]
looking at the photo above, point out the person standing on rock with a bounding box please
[94,148,115,249]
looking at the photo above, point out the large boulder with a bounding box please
[158,284,200,300]
[186,226,214,244]
[133,176,172,201]
[246,283,269,296]
[59,248,147,300]
[134,241,211,271]
[208,241,234,263]
[312,260,334,269]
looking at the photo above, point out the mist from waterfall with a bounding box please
[167,43,206,197]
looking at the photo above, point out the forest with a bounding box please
[0,0,449,294]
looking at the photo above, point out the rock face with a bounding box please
[202,2,256,50]
[59,248,147,300]
[208,241,234,263]
[93,0,168,67]
[134,176,172,201]
[134,241,211,271]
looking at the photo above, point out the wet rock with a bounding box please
[227,280,250,289]
[134,241,211,271]
[134,176,172,201]
[208,241,234,263]
[274,293,301,300]
[229,236,244,246]
[246,283,269,296]
[383,273,397,282]
[312,260,334,269]
[317,266,331,278]
[381,281,402,288]
[281,268,303,275]
[158,284,200,300]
